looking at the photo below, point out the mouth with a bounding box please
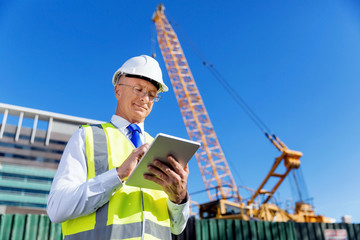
[134,103,147,111]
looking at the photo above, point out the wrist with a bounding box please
[116,167,125,181]
[173,192,188,204]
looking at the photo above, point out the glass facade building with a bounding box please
[0,103,102,214]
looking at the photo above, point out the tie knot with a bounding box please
[127,124,142,148]
[127,124,141,134]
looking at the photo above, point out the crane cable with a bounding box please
[152,11,312,208]
[289,168,311,204]
[151,16,251,187]
[151,15,274,189]
[151,13,280,187]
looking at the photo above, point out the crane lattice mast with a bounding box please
[152,4,240,202]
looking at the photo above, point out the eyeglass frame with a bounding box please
[117,83,161,102]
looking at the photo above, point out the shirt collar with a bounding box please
[110,115,145,133]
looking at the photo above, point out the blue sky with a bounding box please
[1,1,360,223]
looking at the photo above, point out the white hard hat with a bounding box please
[112,55,169,92]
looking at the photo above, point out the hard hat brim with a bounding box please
[112,71,169,92]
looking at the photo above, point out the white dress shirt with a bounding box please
[47,115,190,235]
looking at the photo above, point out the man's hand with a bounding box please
[144,155,189,204]
[116,143,150,180]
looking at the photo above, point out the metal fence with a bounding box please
[192,218,360,240]
[0,214,61,240]
[1,214,359,240]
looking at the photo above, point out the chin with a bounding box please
[131,115,146,123]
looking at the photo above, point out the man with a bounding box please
[47,55,190,239]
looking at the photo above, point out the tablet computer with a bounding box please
[125,133,201,190]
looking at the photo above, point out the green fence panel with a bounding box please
[24,214,39,240]
[200,219,209,240]
[247,220,256,240]
[278,222,287,240]
[196,219,202,240]
[271,221,280,240]
[293,223,302,240]
[0,214,13,240]
[25,215,39,240]
[11,214,25,239]
[262,221,272,240]
[302,222,311,240]
[209,219,219,240]
[307,222,317,240]
[325,223,334,229]
[311,222,324,240]
[333,223,339,229]
[241,220,250,239]
[353,224,360,240]
[225,219,233,240]
[284,221,296,240]
[334,223,343,229]
[234,220,243,240]
[216,219,226,240]
[319,222,327,240]
[339,223,356,240]
[329,223,334,229]
[49,221,62,240]
[256,220,265,240]
[38,215,50,240]
[345,223,355,240]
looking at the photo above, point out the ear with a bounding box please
[115,84,121,100]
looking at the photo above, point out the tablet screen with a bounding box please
[125,133,200,190]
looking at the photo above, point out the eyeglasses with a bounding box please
[118,84,161,102]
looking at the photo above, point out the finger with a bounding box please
[167,155,182,171]
[144,173,177,201]
[136,143,150,153]
[184,164,189,174]
[147,164,176,183]
[153,160,181,181]
[144,173,166,187]
[166,156,187,178]
[132,143,150,160]
[142,143,150,149]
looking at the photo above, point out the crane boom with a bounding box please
[247,134,302,205]
[152,4,240,202]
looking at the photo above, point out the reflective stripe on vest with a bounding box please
[62,123,171,240]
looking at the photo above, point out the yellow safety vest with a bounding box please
[62,123,171,240]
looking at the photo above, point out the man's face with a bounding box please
[115,76,157,124]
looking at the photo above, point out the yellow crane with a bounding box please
[152,4,240,203]
[152,4,329,223]
[248,134,302,206]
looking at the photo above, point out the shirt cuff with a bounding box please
[167,192,189,212]
[167,193,190,235]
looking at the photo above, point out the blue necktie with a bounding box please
[127,124,142,148]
